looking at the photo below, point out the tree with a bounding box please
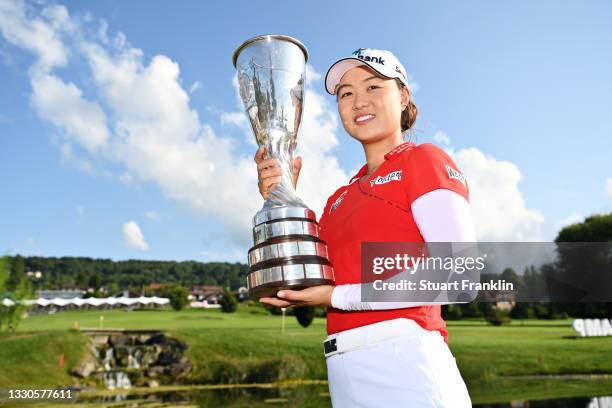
[548,213,612,317]
[219,287,238,313]
[88,273,101,290]
[7,254,24,291]
[106,282,120,296]
[0,256,32,332]
[75,271,87,288]
[163,284,190,311]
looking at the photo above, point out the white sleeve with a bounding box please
[331,188,476,311]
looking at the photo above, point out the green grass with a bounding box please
[448,320,612,384]
[2,306,612,404]
[14,305,322,332]
[0,331,88,388]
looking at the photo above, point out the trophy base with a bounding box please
[247,205,335,300]
[248,278,334,300]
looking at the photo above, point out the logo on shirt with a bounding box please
[329,190,348,214]
[370,170,402,187]
[445,165,466,187]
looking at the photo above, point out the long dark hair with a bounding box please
[395,78,418,132]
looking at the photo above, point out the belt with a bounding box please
[323,318,434,358]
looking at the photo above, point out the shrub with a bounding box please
[219,287,238,313]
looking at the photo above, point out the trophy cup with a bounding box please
[232,35,335,299]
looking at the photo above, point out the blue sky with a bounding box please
[1,0,611,263]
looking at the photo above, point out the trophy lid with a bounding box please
[232,34,309,67]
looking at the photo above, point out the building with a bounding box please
[36,289,86,300]
[190,285,224,304]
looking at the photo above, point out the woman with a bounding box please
[255,48,474,407]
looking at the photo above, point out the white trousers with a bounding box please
[325,322,472,407]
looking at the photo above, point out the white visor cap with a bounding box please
[325,48,410,95]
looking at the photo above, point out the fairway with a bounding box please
[15,306,326,333]
[2,306,612,405]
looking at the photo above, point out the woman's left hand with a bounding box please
[259,285,334,308]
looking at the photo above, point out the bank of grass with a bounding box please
[468,378,612,404]
[4,306,612,396]
[180,326,327,384]
[448,319,612,384]
[0,331,88,388]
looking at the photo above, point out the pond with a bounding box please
[9,380,610,408]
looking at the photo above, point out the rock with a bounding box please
[85,331,192,387]
[145,333,166,346]
[73,362,95,378]
[146,365,165,378]
[168,361,192,377]
[92,335,109,346]
[109,334,129,347]
[157,351,181,365]
[137,334,152,344]
[114,346,129,359]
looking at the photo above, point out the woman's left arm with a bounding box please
[330,188,476,311]
[260,188,477,309]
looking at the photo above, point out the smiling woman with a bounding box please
[255,47,476,407]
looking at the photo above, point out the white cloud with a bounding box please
[118,171,133,185]
[144,210,159,220]
[0,2,349,250]
[449,147,545,241]
[220,111,248,128]
[2,2,547,253]
[75,206,85,217]
[407,76,419,94]
[294,84,348,217]
[433,131,451,146]
[556,212,583,231]
[0,1,69,74]
[59,143,95,174]
[77,41,263,242]
[122,221,149,251]
[606,178,612,199]
[97,19,109,44]
[188,80,201,94]
[305,63,321,82]
[31,74,109,152]
[1,2,110,154]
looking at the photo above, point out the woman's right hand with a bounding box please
[254,147,302,200]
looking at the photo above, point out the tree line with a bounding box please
[444,213,612,323]
[3,256,249,294]
[2,212,611,329]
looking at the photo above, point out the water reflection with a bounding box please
[78,384,332,407]
[74,388,612,408]
[474,395,612,408]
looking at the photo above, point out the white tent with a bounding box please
[1,296,170,309]
[1,298,15,307]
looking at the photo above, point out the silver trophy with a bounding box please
[232,35,334,299]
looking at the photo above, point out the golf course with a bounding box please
[1,305,612,407]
